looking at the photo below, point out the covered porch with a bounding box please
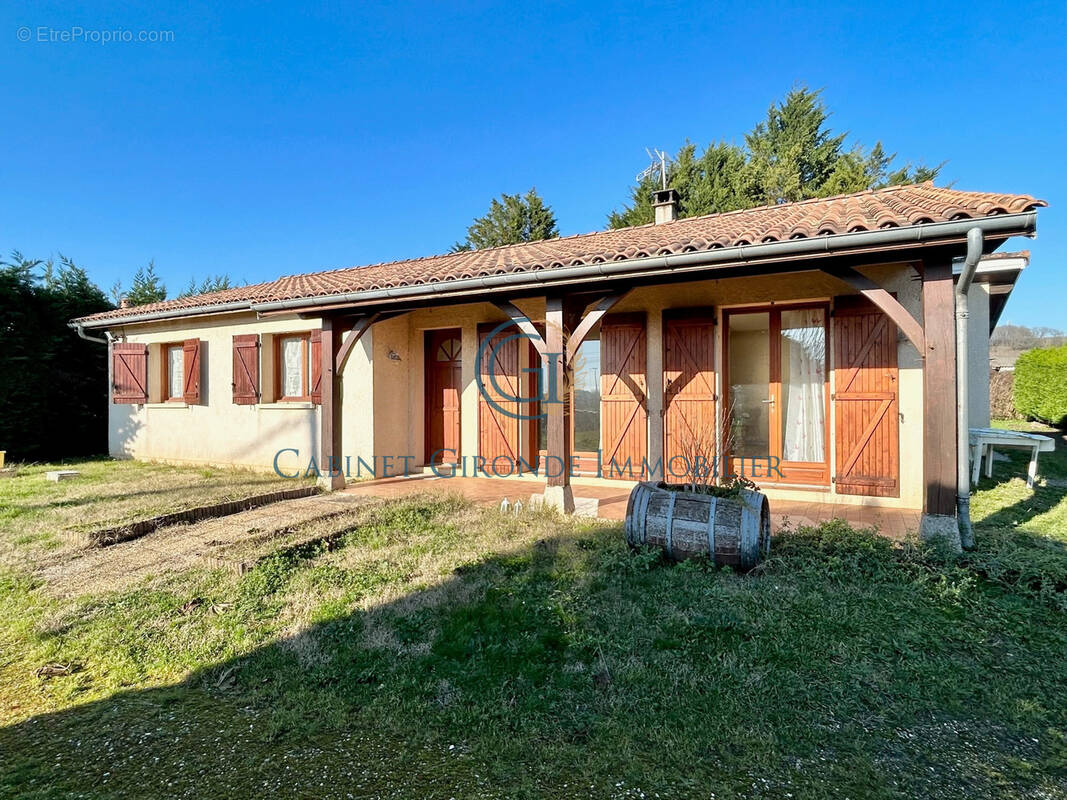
[307,257,947,519]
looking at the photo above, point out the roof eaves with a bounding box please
[248,211,1040,317]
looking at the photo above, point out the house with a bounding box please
[71,183,1045,543]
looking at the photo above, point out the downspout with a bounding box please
[955,227,983,550]
[72,322,111,345]
[70,324,115,437]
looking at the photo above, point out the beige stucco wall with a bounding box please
[105,263,930,509]
[106,311,375,476]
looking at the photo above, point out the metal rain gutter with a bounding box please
[74,212,1038,328]
[249,212,1038,314]
[73,300,257,329]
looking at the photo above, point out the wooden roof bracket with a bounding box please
[491,301,548,357]
[334,312,379,373]
[823,267,926,355]
[566,290,631,361]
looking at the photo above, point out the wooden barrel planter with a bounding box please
[624,482,771,569]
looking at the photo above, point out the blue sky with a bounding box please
[2,0,1064,327]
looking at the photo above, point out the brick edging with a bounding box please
[72,486,322,547]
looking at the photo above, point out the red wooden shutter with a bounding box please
[112,342,148,404]
[663,313,716,483]
[478,324,520,472]
[600,315,648,478]
[182,339,202,404]
[232,334,260,404]
[310,330,322,404]
[833,298,900,496]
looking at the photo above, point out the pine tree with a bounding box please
[744,87,849,204]
[609,141,752,228]
[178,274,235,298]
[126,259,167,305]
[609,87,941,227]
[453,189,559,251]
[0,250,112,458]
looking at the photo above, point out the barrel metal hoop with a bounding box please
[739,492,758,566]
[636,484,653,546]
[706,496,718,557]
[665,492,676,559]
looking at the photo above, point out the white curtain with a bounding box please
[167,346,184,400]
[782,311,825,462]
[282,338,304,397]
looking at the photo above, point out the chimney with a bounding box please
[652,188,678,224]
[119,297,130,309]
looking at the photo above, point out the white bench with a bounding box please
[969,427,1055,489]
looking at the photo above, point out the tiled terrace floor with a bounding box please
[343,475,922,539]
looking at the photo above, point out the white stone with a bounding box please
[918,513,961,551]
[542,485,575,514]
[46,470,80,482]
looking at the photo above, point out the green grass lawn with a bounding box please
[1,447,1065,799]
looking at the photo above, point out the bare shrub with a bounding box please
[989,369,1016,420]
[672,399,742,492]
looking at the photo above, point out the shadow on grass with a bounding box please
[3,504,1067,799]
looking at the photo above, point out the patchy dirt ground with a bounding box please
[35,493,372,597]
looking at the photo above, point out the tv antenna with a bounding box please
[636,147,672,190]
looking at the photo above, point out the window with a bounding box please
[573,338,601,452]
[274,333,312,401]
[536,337,601,454]
[162,343,184,401]
[435,337,461,362]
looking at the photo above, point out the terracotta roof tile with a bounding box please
[75,182,1045,324]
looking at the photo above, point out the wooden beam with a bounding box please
[334,313,379,373]
[566,290,629,361]
[543,296,575,512]
[921,258,957,516]
[492,301,548,356]
[824,267,926,354]
[319,316,345,490]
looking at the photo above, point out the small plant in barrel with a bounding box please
[624,410,771,569]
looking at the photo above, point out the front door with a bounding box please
[724,305,830,485]
[425,329,462,464]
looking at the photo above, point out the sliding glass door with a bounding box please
[725,304,830,485]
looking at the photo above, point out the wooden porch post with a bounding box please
[320,312,383,490]
[544,296,581,513]
[319,315,345,490]
[495,292,626,514]
[919,258,960,545]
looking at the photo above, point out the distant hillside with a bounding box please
[990,324,1065,369]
